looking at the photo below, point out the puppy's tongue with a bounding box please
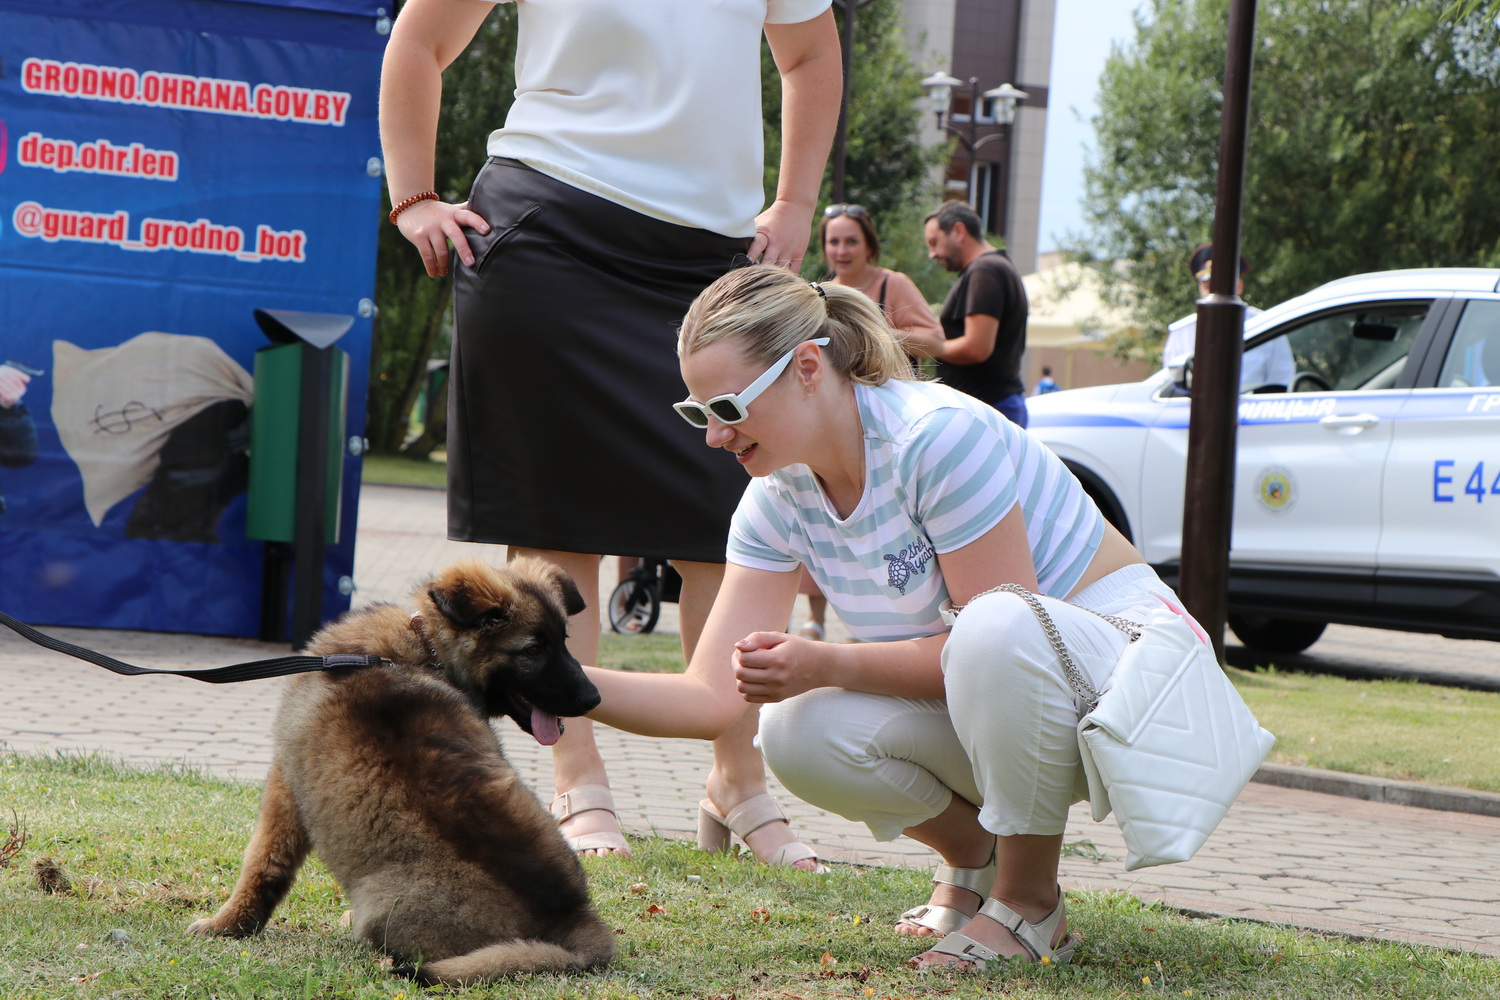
[531,707,563,746]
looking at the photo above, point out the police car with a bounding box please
[1028,268,1500,653]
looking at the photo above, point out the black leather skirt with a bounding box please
[448,158,751,562]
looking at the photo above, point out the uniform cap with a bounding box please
[1190,243,1250,283]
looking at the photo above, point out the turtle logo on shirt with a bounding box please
[884,537,936,596]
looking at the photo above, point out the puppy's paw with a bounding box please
[186,914,257,938]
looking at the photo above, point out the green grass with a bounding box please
[2,750,1497,999]
[598,632,689,674]
[1233,666,1500,793]
[359,452,446,490]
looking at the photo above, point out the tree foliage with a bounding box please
[1073,0,1500,361]
[1444,0,1500,17]
[762,0,951,299]
[367,4,518,455]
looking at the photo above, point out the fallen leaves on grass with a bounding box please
[1,808,26,867]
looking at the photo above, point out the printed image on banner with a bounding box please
[0,0,387,637]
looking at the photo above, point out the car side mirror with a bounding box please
[1159,360,1192,398]
[1353,320,1400,342]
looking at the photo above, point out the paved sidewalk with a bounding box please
[3,484,1500,958]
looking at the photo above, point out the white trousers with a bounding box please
[758,564,1180,840]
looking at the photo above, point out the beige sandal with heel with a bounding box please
[895,849,998,935]
[550,783,630,855]
[697,794,829,872]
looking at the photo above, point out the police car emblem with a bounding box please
[1257,467,1296,513]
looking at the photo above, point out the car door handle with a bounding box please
[1319,413,1380,433]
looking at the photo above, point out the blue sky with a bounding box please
[1035,0,1145,255]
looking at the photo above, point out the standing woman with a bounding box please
[820,203,944,357]
[582,265,1186,970]
[379,0,841,867]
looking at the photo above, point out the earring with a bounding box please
[803,381,816,396]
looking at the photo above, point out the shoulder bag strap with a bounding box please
[948,583,1139,710]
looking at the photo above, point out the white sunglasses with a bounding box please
[673,338,831,428]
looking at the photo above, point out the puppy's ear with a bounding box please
[543,564,587,618]
[428,581,512,629]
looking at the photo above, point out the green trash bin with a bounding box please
[245,340,348,544]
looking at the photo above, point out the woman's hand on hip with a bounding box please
[748,199,814,272]
[397,199,490,278]
[732,631,826,703]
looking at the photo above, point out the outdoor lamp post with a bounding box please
[920,72,1027,229]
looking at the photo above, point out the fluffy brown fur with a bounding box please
[187,557,616,985]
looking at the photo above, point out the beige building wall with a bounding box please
[1007,0,1054,276]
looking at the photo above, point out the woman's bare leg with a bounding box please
[892,794,995,936]
[675,559,823,871]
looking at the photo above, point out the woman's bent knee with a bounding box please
[758,690,967,840]
[941,591,1040,684]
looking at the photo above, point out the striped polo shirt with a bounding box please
[727,378,1105,642]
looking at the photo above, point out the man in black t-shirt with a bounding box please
[922,201,1030,427]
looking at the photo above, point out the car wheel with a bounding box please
[1227,614,1327,653]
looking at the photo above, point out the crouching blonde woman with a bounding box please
[584,264,1193,970]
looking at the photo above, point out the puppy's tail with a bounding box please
[405,914,616,986]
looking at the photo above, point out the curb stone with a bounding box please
[1253,762,1500,818]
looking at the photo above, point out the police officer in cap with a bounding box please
[1161,243,1294,391]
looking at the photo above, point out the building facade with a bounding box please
[900,0,1055,275]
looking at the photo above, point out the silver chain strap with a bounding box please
[951,583,1141,711]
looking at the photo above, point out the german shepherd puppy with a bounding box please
[187,558,616,985]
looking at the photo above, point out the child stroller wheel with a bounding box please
[608,574,661,634]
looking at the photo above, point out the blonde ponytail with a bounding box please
[679,265,916,385]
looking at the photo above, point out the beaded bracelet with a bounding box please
[388,191,439,225]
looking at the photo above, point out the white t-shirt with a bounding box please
[728,379,1106,642]
[1162,305,1296,389]
[478,0,830,237]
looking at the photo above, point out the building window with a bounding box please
[974,162,995,233]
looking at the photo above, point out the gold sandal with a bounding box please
[912,889,1076,970]
[895,849,998,935]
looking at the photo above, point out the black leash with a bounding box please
[0,610,382,684]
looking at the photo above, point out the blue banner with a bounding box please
[0,0,386,636]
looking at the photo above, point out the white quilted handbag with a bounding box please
[984,586,1275,871]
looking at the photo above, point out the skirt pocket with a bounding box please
[468,200,544,276]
